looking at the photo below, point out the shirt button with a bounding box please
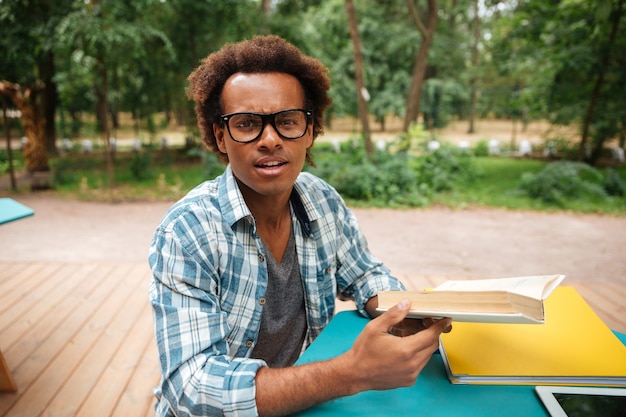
[259,298,266,305]
[326,266,332,274]
[258,254,265,262]
[246,340,253,348]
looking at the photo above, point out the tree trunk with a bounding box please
[467,0,480,134]
[38,50,58,155]
[1,101,17,191]
[403,0,438,131]
[578,0,623,163]
[95,49,115,190]
[0,81,50,175]
[345,0,373,154]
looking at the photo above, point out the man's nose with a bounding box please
[256,121,282,148]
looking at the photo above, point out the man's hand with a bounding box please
[343,299,452,392]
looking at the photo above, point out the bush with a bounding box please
[416,144,478,192]
[0,149,23,174]
[329,153,429,207]
[604,168,625,197]
[473,140,490,157]
[129,151,154,181]
[52,158,79,186]
[306,139,476,207]
[516,161,606,205]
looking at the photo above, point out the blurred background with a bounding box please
[1,0,624,212]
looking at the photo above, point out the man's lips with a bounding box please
[255,159,287,168]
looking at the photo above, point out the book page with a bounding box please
[432,275,565,300]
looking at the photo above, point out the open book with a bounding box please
[376,274,565,324]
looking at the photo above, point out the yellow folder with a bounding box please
[439,286,626,386]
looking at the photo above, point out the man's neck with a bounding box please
[239,184,293,263]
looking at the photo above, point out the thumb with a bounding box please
[373,299,411,332]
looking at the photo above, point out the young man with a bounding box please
[149,35,451,417]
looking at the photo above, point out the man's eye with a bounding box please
[234,118,261,129]
[277,118,298,127]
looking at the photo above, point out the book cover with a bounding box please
[438,286,626,386]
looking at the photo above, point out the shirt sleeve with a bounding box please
[333,201,406,316]
[149,220,266,417]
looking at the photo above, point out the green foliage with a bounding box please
[31,144,626,214]
[415,144,477,192]
[0,149,22,174]
[488,0,626,163]
[200,150,225,180]
[473,140,490,157]
[51,157,79,186]
[129,151,154,181]
[306,138,477,207]
[396,123,429,153]
[327,152,429,207]
[541,137,579,160]
[604,168,625,197]
[421,78,469,129]
[516,161,606,205]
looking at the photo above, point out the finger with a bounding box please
[371,299,411,333]
[406,317,452,342]
[422,317,453,332]
[433,318,453,334]
[421,317,435,328]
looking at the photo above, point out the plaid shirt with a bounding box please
[149,166,405,417]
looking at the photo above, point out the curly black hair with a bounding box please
[186,35,332,165]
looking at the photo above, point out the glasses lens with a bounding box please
[228,113,263,142]
[274,110,308,139]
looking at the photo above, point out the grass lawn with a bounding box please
[435,157,626,215]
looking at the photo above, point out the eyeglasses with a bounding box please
[220,108,313,143]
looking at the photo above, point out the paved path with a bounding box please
[2,193,625,284]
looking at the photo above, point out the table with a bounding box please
[0,197,33,391]
[294,311,626,417]
[0,197,34,225]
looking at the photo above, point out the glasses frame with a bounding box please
[220,108,313,143]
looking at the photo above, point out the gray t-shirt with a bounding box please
[251,229,307,367]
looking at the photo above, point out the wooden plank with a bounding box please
[4,264,112,370]
[0,263,137,416]
[0,263,55,318]
[38,264,151,417]
[0,263,31,294]
[571,281,626,334]
[75,293,154,417]
[0,264,91,350]
[111,336,159,417]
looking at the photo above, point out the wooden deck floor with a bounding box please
[1,262,624,417]
[0,262,158,417]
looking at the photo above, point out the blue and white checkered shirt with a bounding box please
[149,166,405,417]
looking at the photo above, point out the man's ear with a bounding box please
[305,124,314,149]
[214,123,227,153]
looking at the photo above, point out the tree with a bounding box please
[0,81,49,176]
[490,0,626,165]
[403,0,439,131]
[467,0,480,134]
[55,0,173,189]
[345,0,374,154]
[148,0,257,135]
[578,0,624,162]
[0,0,75,180]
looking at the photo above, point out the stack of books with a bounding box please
[438,285,626,386]
[379,275,626,386]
